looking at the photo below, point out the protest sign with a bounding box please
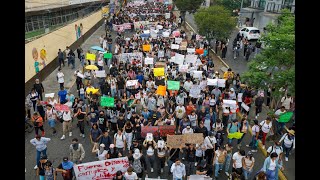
[241,103,250,112]
[223,99,237,107]
[184,133,204,144]
[159,125,176,137]
[141,126,159,138]
[169,56,175,63]
[54,104,69,111]
[145,57,154,65]
[121,52,143,63]
[179,64,189,72]
[157,140,165,148]
[104,53,112,59]
[143,44,151,52]
[165,12,170,19]
[134,21,150,29]
[207,78,218,86]
[196,34,203,41]
[180,41,187,50]
[162,31,170,37]
[126,80,138,87]
[150,29,158,38]
[146,133,153,141]
[171,44,179,50]
[187,48,196,53]
[193,71,203,79]
[185,54,197,64]
[158,50,164,58]
[86,87,99,94]
[227,132,244,139]
[174,53,184,65]
[100,97,114,107]
[74,157,129,180]
[217,79,226,88]
[77,72,84,79]
[154,68,165,76]
[86,53,96,61]
[167,81,180,90]
[195,48,204,55]
[167,135,184,148]
[172,31,180,37]
[156,25,163,30]
[237,93,243,102]
[156,85,166,96]
[45,93,54,98]
[175,38,182,44]
[278,112,294,123]
[189,85,201,98]
[189,175,208,180]
[95,70,106,78]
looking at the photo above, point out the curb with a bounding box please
[237,112,288,180]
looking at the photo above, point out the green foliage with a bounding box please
[174,0,203,15]
[242,10,295,98]
[194,6,236,40]
[215,0,251,11]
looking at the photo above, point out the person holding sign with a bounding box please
[156,139,167,178]
[227,119,240,145]
[143,136,157,173]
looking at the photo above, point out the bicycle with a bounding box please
[25,117,34,133]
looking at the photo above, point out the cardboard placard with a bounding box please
[145,57,154,65]
[100,97,114,107]
[159,125,176,137]
[95,70,106,78]
[184,133,204,144]
[141,126,159,138]
[166,135,184,148]
[175,38,182,44]
[241,103,250,112]
[185,54,197,64]
[217,79,226,88]
[207,78,218,86]
[195,48,204,55]
[45,93,55,98]
[156,85,166,96]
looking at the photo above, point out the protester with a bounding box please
[171,159,186,180]
[30,135,51,169]
[56,157,74,180]
[261,152,284,180]
[69,138,85,164]
[32,112,45,137]
[278,128,295,161]
[242,151,255,180]
[36,155,49,180]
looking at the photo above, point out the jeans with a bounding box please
[168,159,174,173]
[266,169,277,180]
[111,88,117,98]
[118,89,125,99]
[108,44,112,52]
[224,154,232,173]
[78,120,85,134]
[185,161,196,176]
[107,58,111,67]
[277,121,285,135]
[124,132,133,150]
[249,135,258,150]
[147,154,156,169]
[39,175,45,180]
[242,168,253,180]
[36,148,47,165]
[228,138,236,144]
[157,156,166,176]
[214,163,223,177]
[282,143,293,158]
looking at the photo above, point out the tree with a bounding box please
[174,0,203,23]
[241,9,295,106]
[215,0,251,12]
[194,6,236,40]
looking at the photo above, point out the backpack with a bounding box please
[115,133,124,141]
[269,145,283,155]
[132,157,142,173]
[218,151,226,163]
[215,132,223,148]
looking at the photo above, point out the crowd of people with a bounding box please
[25,1,295,180]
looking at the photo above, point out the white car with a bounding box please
[239,27,261,40]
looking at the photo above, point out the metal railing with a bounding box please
[265,2,295,13]
[250,0,266,10]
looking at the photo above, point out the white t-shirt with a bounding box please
[188,114,197,127]
[114,133,125,148]
[97,59,104,66]
[260,120,272,133]
[281,97,293,110]
[46,109,57,120]
[183,81,193,92]
[209,99,216,106]
[124,172,138,180]
[175,106,186,119]
[269,159,277,171]
[57,72,64,83]
[267,146,283,157]
[97,150,108,160]
[182,128,194,134]
[146,81,155,89]
[251,125,260,136]
[62,111,72,121]
[232,152,244,168]
[204,136,217,149]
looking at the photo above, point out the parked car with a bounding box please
[239,27,261,40]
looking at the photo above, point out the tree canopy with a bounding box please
[215,0,251,12]
[194,5,236,40]
[241,9,295,98]
[174,0,203,15]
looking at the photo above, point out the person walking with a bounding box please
[124,167,139,180]
[259,117,273,149]
[232,149,245,174]
[57,68,65,89]
[237,117,249,149]
[29,88,39,112]
[181,144,197,178]
[224,143,233,177]
[114,128,126,155]
[43,160,56,180]
[203,131,217,164]
[36,155,50,180]
[31,112,45,137]
[74,107,87,138]
[261,152,284,180]
[60,109,73,140]
[143,138,157,173]
[56,157,74,180]
[45,104,58,136]
[171,159,186,180]
[92,143,109,160]
[278,128,295,161]
[246,119,260,152]
[242,151,255,180]
[58,49,65,68]
[255,93,264,118]
[69,138,85,164]
[33,79,45,101]
[213,145,227,179]
[30,135,51,169]
[227,119,240,144]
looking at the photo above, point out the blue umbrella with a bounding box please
[91,46,105,52]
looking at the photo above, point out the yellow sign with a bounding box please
[156,85,166,96]
[86,53,96,61]
[143,44,151,52]
[86,87,99,94]
[227,132,244,139]
[154,68,164,77]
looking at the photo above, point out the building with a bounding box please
[241,0,295,30]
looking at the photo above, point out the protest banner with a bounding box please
[100,97,114,107]
[74,157,129,180]
[158,50,164,58]
[54,104,69,111]
[86,87,99,94]
[227,132,244,139]
[185,54,197,64]
[121,52,143,63]
[134,21,150,29]
[126,80,138,87]
[175,38,182,44]
[237,93,243,102]
[189,85,201,98]
[184,133,204,144]
[167,81,180,90]
[162,31,170,37]
[154,68,165,76]
[171,44,179,50]
[223,99,237,106]
[95,70,106,78]
[174,53,184,65]
[179,64,188,72]
[207,78,218,86]
[141,126,159,138]
[187,48,195,53]
[193,71,203,79]
[156,85,166,96]
[143,44,151,52]
[45,93,54,98]
[144,57,154,65]
[217,78,226,88]
[241,103,250,112]
[86,53,96,61]
[167,135,184,148]
[159,125,176,137]
[165,12,170,19]
[195,48,204,55]
[104,53,112,59]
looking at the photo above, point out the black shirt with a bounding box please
[169,148,180,161]
[185,148,196,162]
[117,119,125,129]
[37,160,49,175]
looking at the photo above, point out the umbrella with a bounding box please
[91,46,105,52]
[278,111,294,123]
[85,65,98,70]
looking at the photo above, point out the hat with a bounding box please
[247,151,253,157]
[230,88,234,91]
[133,149,141,159]
[287,129,295,135]
[199,159,207,167]
[109,144,115,148]
[40,155,47,160]
[100,143,105,148]
[63,157,68,162]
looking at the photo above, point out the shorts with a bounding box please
[48,119,56,128]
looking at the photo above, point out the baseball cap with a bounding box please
[63,157,68,162]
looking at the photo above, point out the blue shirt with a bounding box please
[136,74,144,84]
[58,90,67,102]
[227,123,239,133]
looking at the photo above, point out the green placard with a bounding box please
[100,97,114,107]
[104,53,112,59]
[167,81,180,90]
[278,111,293,123]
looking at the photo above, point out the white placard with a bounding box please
[45,93,55,98]
[175,38,182,44]
[171,44,180,49]
[150,30,158,38]
[77,72,84,79]
[179,64,189,72]
[158,50,164,58]
[237,93,243,102]
[241,102,250,111]
[187,48,196,53]
[217,79,226,88]
[175,53,184,65]
[190,85,201,98]
[135,93,141,99]
[165,13,170,19]
[156,25,163,30]
[162,31,170,37]
[145,57,154,65]
[126,80,138,87]
[95,70,106,78]
[157,140,165,148]
[189,175,208,180]
[143,30,150,34]
[146,133,153,141]
[169,56,175,63]
[193,71,203,79]
[207,78,218,86]
[185,54,197,64]
[223,99,237,106]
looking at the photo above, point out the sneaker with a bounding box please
[225,172,229,176]
[165,162,168,166]
[158,176,160,179]
[252,150,258,152]
[237,144,241,149]
[285,157,288,161]
[60,135,65,140]
[80,133,83,137]
[34,165,38,169]
[161,168,163,173]
[69,132,72,137]
[195,162,197,166]
[151,168,154,172]
[82,134,85,138]
[246,144,250,147]
[255,116,258,119]
[257,113,260,117]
